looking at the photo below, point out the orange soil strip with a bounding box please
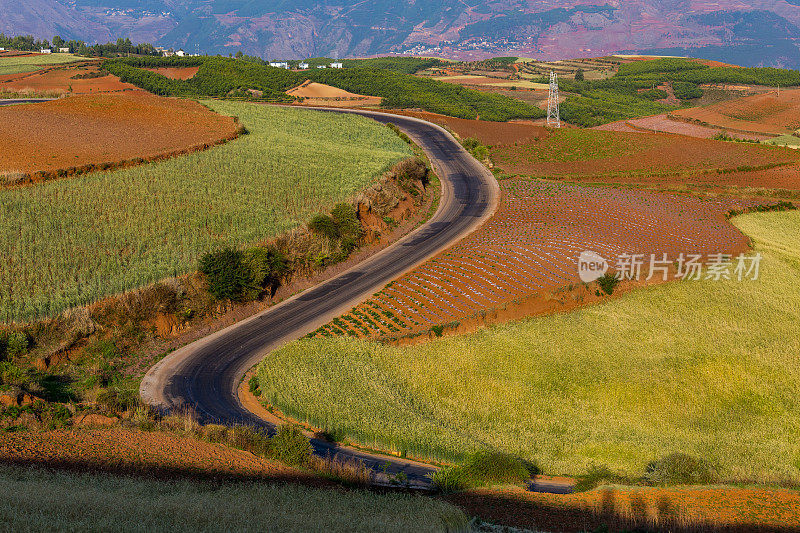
[0,428,323,484]
[0,62,136,95]
[0,91,240,179]
[381,109,547,146]
[447,485,800,532]
[596,114,771,142]
[318,179,768,341]
[492,130,799,180]
[673,88,800,135]
[288,81,370,99]
[143,66,200,80]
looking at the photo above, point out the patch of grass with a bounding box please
[0,464,470,532]
[257,211,800,483]
[0,102,411,322]
[0,53,85,74]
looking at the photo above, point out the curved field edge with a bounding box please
[0,464,468,533]
[0,102,413,322]
[256,210,800,484]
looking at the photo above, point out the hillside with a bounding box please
[2,1,800,67]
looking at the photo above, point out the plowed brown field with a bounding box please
[0,91,239,178]
[382,109,547,146]
[143,66,200,80]
[0,428,319,483]
[0,62,134,94]
[449,485,800,533]
[596,114,770,141]
[673,88,800,136]
[492,129,799,185]
[315,179,767,340]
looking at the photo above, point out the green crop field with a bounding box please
[257,210,800,484]
[0,101,412,322]
[0,53,85,74]
[0,465,468,532]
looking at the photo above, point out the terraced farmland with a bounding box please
[312,179,767,340]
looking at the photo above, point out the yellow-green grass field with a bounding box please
[257,210,800,484]
[0,102,412,322]
[0,465,469,532]
[0,53,85,75]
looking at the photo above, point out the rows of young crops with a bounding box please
[0,102,412,322]
[312,179,768,340]
[259,210,800,480]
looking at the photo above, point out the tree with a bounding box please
[575,68,585,81]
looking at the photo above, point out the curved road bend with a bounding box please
[0,98,55,106]
[140,109,499,485]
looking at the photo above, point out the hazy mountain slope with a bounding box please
[1,0,799,67]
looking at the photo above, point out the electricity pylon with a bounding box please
[547,71,561,128]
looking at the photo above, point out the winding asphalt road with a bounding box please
[140,109,499,485]
[0,98,54,106]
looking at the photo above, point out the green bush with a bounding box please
[268,424,313,466]
[462,138,490,160]
[596,273,620,295]
[644,453,718,486]
[575,463,628,492]
[431,451,534,492]
[308,214,340,240]
[198,248,251,301]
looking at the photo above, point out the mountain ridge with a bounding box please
[2,0,799,67]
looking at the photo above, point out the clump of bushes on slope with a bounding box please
[431,450,539,492]
[461,138,490,161]
[644,453,719,486]
[199,246,287,302]
[309,203,364,259]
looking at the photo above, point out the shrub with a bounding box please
[308,214,340,240]
[575,69,585,82]
[5,332,29,357]
[462,138,490,160]
[575,463,628,492]
[644,453,718,486]
[268,424,313,466]
[596,273,620,295]
[198,248,251,301]
[243,247,287,299]
[431,450,534,492]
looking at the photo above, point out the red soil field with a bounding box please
[382,109,547,146]
[0,63,135,94]
[143,66,200,80]
[449,485,800,532]
[596,114,770,141]
[0,428,319,483]
[316,179,767,340]
[0,91,239,179]
[492,129,799,182]
[673,88,800,136]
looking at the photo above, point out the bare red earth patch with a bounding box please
[0,63,134,94]
[143,66,200,80]
[492,129,799,185]
[0,91,239,179]
[382,109,548,146]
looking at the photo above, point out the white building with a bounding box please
[330,62,343,69]
[298,62,309,69]
[316,65,327,69]
[269,61,289,69]
[175,49,186,57]
[40,48,52,54]
[162,50,175,57]
[58,47,70,53]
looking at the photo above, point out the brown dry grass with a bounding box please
[0,91,239,178]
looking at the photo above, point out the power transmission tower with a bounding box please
[547,71,561,128]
